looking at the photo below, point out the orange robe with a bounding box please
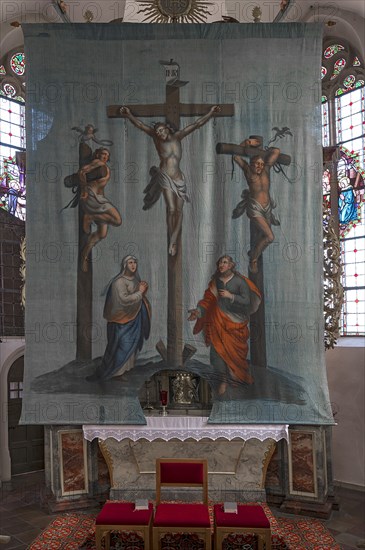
[193,275,261,385]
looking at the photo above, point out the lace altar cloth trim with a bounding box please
[83,418,289,442]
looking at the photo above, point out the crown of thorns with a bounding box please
[152,122,175,132]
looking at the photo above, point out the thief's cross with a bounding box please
[216,137,291,368]
[107,60,234,368]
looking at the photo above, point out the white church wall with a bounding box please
[326,342,365,489]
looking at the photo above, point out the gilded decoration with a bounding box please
[137,0,212,22]
[323,214,344,349]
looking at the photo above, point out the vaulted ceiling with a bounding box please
[1,0,364,60]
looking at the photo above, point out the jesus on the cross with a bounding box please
[120,105,220,256]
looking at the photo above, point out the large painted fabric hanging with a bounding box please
[21,23,333,424]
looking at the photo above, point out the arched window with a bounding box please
[322,38,365,336]
[0,48,26,221]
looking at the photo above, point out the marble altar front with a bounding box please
[43,421,334,518]
[83,418,289,502]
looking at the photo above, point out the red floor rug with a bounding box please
[28,511,341,550]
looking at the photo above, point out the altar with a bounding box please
[83,418,289,502]
[43,420,334,518]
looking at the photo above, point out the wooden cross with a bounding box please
[216,138,291,368]
[108,60,234,368]
[66,139,112,362]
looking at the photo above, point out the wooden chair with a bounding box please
[153,458,212,550]
[214,503,271,550]
[95,501,153,550]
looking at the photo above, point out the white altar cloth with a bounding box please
[83,417,289,442]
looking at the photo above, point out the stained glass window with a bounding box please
[322,36,365,337]
[321,100,329,147]
[336,79,365,97]
[0,96,26,220]
[2,83,16,97]
[330,58,346,80]
[324,44,345,59]
[322,169,331,194]
[321,66,327,79]
[0,157,26,220]
[322,169,331,220]
[10,52,25,76]
[343,74,356,89]
[337,148,365,236]
[335,88,365,335]
[340,214,365,335]
[0,51,25,102]
[336,88,365,166]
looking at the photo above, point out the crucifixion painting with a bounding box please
[120,104,220,257]
[25,25,330,426]
[36,56,303,418]
[61,61,294,388]
[108,59,234,368]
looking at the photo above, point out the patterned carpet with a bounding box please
[28,510,341,550]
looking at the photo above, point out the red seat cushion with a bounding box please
[154,503,211,528]
[96,502,153,526]
[214,504,270,528]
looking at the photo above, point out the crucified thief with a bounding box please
[120,105,220,256]
[79,148,122,272]
[233,137,280,273]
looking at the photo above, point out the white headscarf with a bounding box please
[120,255,140,280]
[101,255,140,296]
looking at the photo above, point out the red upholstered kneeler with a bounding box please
[95,501,153,550]
[153,459,212,549]
[214,504,271,550]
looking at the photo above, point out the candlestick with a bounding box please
[159,390,168,416]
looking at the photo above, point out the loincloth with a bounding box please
[232,189,280,225]
[143,166,190,210]
[81,187,115,222]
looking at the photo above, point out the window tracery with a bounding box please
[0,47,25,101]
[321,38,365,336]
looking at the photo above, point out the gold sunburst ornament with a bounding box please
[137,0,213,23]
